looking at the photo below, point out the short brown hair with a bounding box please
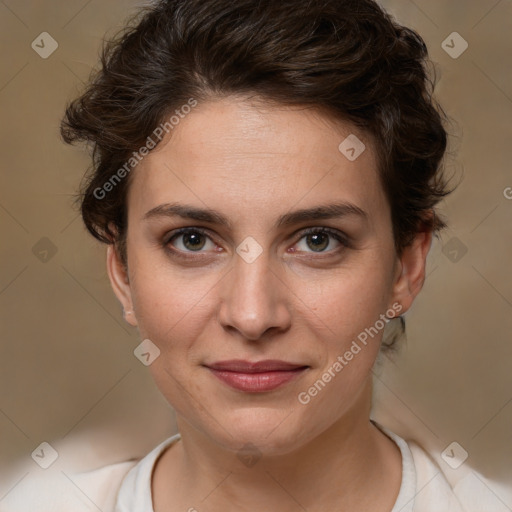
[61,0,453,275]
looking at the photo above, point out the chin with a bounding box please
[207,406,315,456]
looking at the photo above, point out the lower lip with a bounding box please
[208,368,307,392]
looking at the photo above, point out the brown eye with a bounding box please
[181,231,206,251]
[166,228,216,253]
[305,232,330,252]
[294,228,348,254]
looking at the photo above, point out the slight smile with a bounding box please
[205,360,310,392]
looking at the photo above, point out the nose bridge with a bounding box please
[218,248,289,340]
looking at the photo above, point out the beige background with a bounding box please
[0,0,511,508]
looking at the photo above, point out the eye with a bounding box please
[165,227,218,254]
[292,227,348,254]
[163,226,349,260]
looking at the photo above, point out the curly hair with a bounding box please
[61,0,454,348]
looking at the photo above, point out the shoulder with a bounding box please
[406,439,468,511]
[114,433,181,511]
[71,460,139,511]
[0,460,137,512]
[71,434,181,512]
[374,421,467,512]
[399,435,506,512]
[1,435,180,512]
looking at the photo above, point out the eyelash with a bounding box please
[163,226,350,260]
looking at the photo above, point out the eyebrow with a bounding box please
[142,201,368,228]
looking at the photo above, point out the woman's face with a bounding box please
[108,96,429,455]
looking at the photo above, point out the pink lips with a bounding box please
[206,360,308,392]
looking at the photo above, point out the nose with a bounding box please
[217,250,292,342]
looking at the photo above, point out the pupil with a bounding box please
[307,233,328,252]
[184,233,205,251]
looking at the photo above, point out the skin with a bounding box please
[107,95,432,512]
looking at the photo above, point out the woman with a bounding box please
[60,0,465,510]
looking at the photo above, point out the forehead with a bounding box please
[127,97,387,223]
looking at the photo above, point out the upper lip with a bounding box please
[206,360,308,373]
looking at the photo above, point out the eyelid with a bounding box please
[164,225,350,258]
[162,227,219,260]
[164,226,212,244]
[294,226,349,243]
[291,226,351,254]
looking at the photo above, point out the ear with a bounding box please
[106,244,138,327]
[390,227,433,315]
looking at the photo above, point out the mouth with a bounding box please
[205,360,310,392]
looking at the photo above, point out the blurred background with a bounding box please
[0,0,511,509]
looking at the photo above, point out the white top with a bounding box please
[4,422,504,511]
[113,421,467,512]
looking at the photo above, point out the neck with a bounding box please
[152,379,402,512]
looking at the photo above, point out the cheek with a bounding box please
[130,263,221,353]
[291,257,393,400]
[295,260,393,340]
[293,275,386,421]
[129,266,220,413]
[131,247,394,358]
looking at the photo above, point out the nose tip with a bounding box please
[223,312,277,342]
[217,254,291,341]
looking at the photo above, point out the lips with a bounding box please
[205,359,309,392]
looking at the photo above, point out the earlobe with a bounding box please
[106,245,138,327]
[390,228,433,315]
